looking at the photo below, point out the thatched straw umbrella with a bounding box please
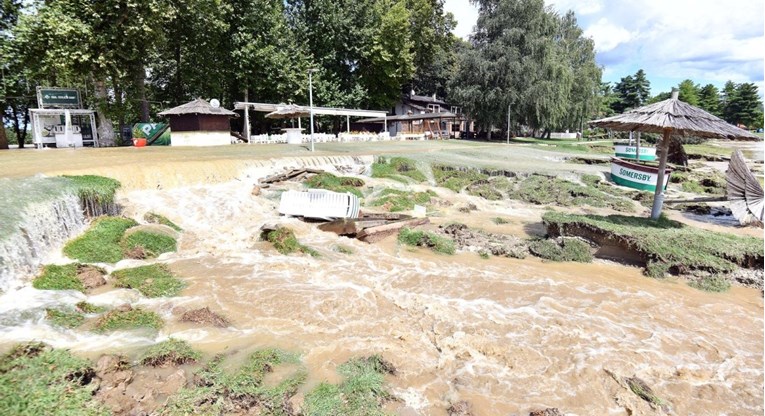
[265,104,311,119]
[590,89,759,219]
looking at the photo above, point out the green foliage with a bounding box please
[542,212,763,277]
[432,166,488,192]
[510,174,634,212]
[689,275,731,293]
[369,188,436,212]
[371,157,427,183]
[450,3,601,133]
[63,175,121,209]
[45,309,84,328]
[303,355,393,416]
[397,227,455,255]
[160,348,305,415]
[112,264,185,298]
[140,339,201,367]
[492,217,510,225]
[144,212,183,232]
[528,239,593,263]
[266,227,319,257]
[304,173,365,198]
[122,231,177,259]
[75,302,105,314]
[626,377,666,407]
[612,69,651,113]
[479,251,490,260]
[63,217,138,263]
[94,308,164,332]
[0,343,109,415]
[33,264,84,292]
[677,79,700,106]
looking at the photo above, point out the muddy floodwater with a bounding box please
[0,142,763,415]
[2,174,761,415]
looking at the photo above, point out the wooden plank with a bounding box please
[357,218,429,243]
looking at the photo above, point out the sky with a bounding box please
[443,0,765,97]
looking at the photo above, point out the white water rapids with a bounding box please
[0,166,762,415]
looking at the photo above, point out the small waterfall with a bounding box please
[0,192,86,292]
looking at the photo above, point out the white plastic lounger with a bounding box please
[278,189,360,220]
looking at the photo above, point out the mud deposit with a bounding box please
[1,176,763,415]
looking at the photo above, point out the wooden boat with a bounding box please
[610,157,671,192]
[613,144,657,161]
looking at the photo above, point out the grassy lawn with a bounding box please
[63,217,138,263]
[112,264,185,297]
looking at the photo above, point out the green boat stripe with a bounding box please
[611,174,668,191]
[614,152,657,161]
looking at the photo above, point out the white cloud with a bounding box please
[443,0,479,39]
[549,0,603,16]
[583,18,633,52]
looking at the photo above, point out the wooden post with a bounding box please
[635,131,641,161]
[650,128,672,219]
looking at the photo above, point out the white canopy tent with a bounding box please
[234,102,388,144]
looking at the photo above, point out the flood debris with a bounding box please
[437,223,527,259]
[179,306,230,327]
[77,265,107,289]
[260,225,320,257]
[447,400,474,416]
[625,376,669,411]
[398,227,456,255]
[529,408,564,416]
[319,212,429,243]
[260,168,326,185]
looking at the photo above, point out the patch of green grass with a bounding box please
[0,343,108,415]
[398,227,455,255]
[542,212,763,277]
[466,182,503,200]
[141,339,201,367]
[45,308,84,328]
[94,308,163,332]
[63,175,121,216]
[479,251,490,259]
[333,244,354,255]
[63,217,138,263]
[510,174,634,212]
[684,143,730,159]
[492,217,510,224]
[432,166,488,192]
[304,172,365,198]
[371,157,427,183]
[689,275,731,293]
[144,212,183,231]
[303,355,393,416]
[369,188,436,212]
[265,227,320,257]
[528,238,593,263]
[122,230,177,259]
[626,377,666,407]
[681,181,705,194]
[112,264,185,297]
[32,264,84,292]
[159,348,305,415]
[75,301,106,314]
[676,170,727,195]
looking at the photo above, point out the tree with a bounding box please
[612,69,650,113]
[697,84,721,116]
[1,0,33,149]
[731,83,762,127]
[449,0,599,136]
[677,79,700,106]
[404,0,456,97]
[721,80,738,123]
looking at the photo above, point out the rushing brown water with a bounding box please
[1,171,762,415]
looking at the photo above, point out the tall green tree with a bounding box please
[450,0,598,136]
[612,69,650,113]
[405,0,457,97]
[1,0,33,149]
[720,80,738,123]
[697,84,721,116]
[730,82,762,127]
[677,79,700,106]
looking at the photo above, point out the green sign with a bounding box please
[37,88,81,108]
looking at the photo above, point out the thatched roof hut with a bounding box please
[158,98,236,147]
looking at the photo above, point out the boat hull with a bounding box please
[614,145,657,161]
[610,158,671,192]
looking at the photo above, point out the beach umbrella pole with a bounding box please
[650,128,672,219]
